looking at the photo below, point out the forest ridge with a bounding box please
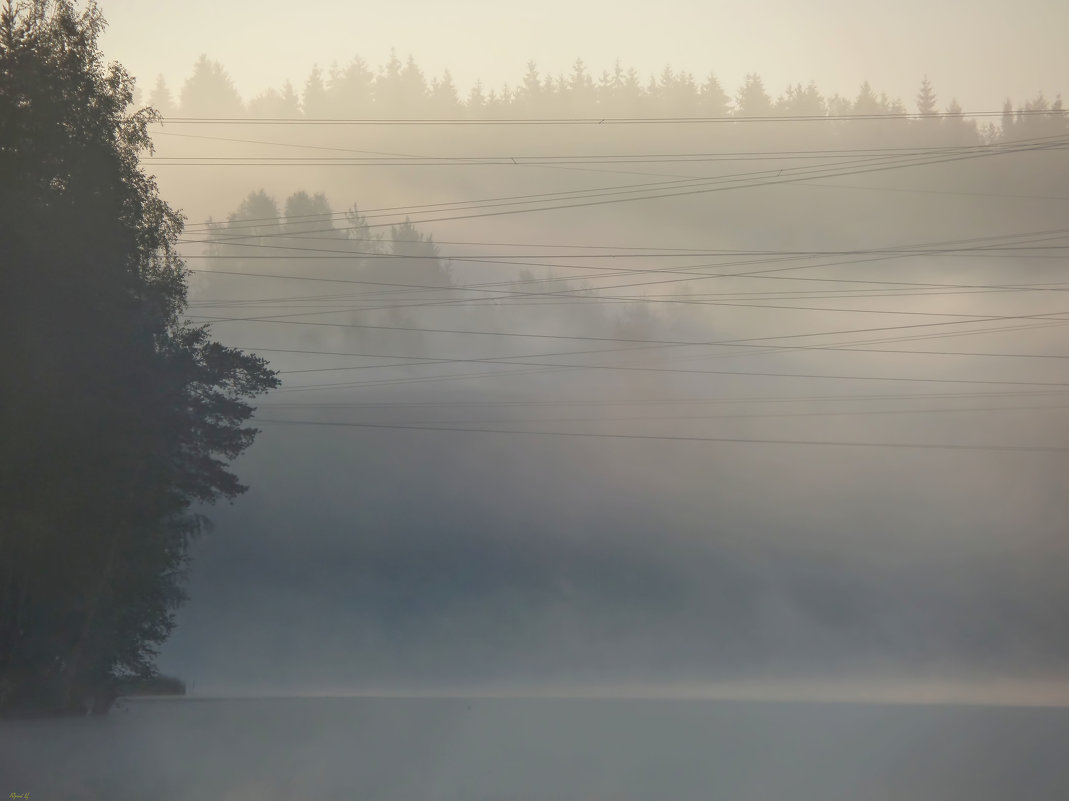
[147,54,1065,132]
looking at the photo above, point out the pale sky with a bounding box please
[98,0,1069,113]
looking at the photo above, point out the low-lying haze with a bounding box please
[27,0,1066,701]
[154,109,1069,696]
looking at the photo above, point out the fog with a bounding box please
[113,45,1069,698]
[8,696,1069,800]
[6,3,1069,798]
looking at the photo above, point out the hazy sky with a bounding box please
[99,0,1069,112]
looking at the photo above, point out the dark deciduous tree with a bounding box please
[0,0,278,716]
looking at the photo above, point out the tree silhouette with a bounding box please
[284,190,339,236]
[776,82,824,116]
[247,82,299,118]
[428,70,460,115]
[466,80,487,116]
[179,54,243,116]
[566,58,596,114]
[147,74,176,117]
[916,76,937,115]
[302,65,329,117]
[0,0,277,716]
[853,80,882,115]
[517,60,543,112]
[374,51,428,116]
[1001,98,1016,139]
[328,56,374,117]
[1011,92,1068,138]
[699,73,730,117]
[941,97,977,144]
[385,220,453,287]
[210,189,282,246]
[654,66,698,115]
[734,73,772,116]
[400,55,428,109]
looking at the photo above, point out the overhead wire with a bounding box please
[152,116,1069,440]
[169,136,1069,243]
[155,108,1068,125]
[183,229,1069,325]
[238,314,1069,395]
[248,418,1069,453]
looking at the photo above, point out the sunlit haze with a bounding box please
[100,0,1069,113]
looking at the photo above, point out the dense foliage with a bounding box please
[0,0,278,715]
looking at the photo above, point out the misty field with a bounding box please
[4,695,1069,800]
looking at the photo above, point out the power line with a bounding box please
[178,158,777,235]
[156,129,1062,167]
[266,349,1069,387]
[169,136,1069,232]
[250,418,1069,453]
[217,312,1069,393]
[155,109,1068,125]
[186,309,1069,349]
[184,231,1069,320]
[178,152,908,236]
[248,402,1069,423]
[227,318,1069,393]
[245,389,1069,407]
[184,245,1069,260]
[185,226,1069,266]
[241,341,1069,364]
[185,284,1065,310]
[236,316,1069,394]
[147,141,1067,166]
[177,181,1069,235]
[174,133,1069,239]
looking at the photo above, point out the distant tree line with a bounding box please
[147,53,1067,140]
[198,184,710,375]
[206,189,451,287]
